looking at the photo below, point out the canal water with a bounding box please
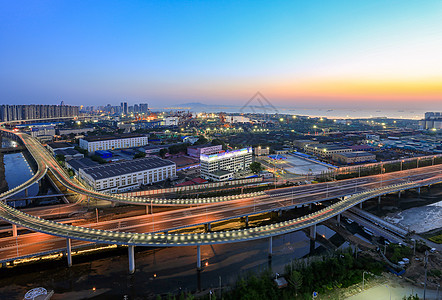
[1,137,57,206]
[383,184,442,233]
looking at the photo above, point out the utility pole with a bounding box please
[424,250,428,300]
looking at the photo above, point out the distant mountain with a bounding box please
[179,102,238,108]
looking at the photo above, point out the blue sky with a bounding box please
[1,1,441,109]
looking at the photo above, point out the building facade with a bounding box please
[304,144,352,158]
[253,146,270,156]
[0,104,79,122]
[79,157,176,193]
[79,134,148,152]
[332,151,376,164]
[200,147,253,181]
[187,144,223,158]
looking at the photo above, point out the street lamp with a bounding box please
[385,285,391,300]
[362,271,373,290]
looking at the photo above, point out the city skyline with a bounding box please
[1,1,442,110]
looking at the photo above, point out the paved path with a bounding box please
[346,280,441,300]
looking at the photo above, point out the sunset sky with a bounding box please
[1,0,441,110]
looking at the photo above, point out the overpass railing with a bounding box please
[0,175,440,248]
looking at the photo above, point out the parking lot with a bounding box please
[262,153,334,175]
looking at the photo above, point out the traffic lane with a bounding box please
[0,170,435,245]
[0,177,439,256]
[266,166,442,197]
[0,237,93,262]
[0,173,426,243]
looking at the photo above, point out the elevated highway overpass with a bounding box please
[1,128,442,273]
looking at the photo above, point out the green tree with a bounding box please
[91,155,106,164]
[195,135,208,145]
[134,151,146,159]
[55,154,66,162]
[159,148,168,158]
[249,162,263,174]
[288,270,303,296]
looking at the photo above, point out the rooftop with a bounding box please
[54,148,81,156]
[66,158,99,171]
[47,142,74,149]
[309,144,351,151]
[81,134,146,142]
[188,144,220,149]
[212,170,233,176]
[81,157,175,180]
[335,151,374,158]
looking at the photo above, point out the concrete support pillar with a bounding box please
[310,224,317,240]
[337,214,341,225]
[398,191,401,198]
[128,245,135,274]
[205,223,211,232]
[245,215,249,227]
[417,187,421,195]
[24,188,28,197]
[278,210,282,217]
[196,245,201,270]
[308,203,312,210]
[38,180,42,188]
[66,238,72,267]
[378,196,381,204]
[12,224,17,237]
[145,205,149,214]
[359,202,363,209]
[268,236,273,257]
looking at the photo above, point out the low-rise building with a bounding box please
[200,147,253,181]
[225,115,250,123]
[293,140,319,149]
[162,117,179,126]
[54,148,84,161]
[65,157,99,176]
[187,144,222,158]
[58,128,94,136]
[274,149,289,155]
[332,151,376,164]
[304,144,352,158]
[79,134,148,153]
[46,142,75,154]
[79,157,176,193]
[30,126,56,137]
[254,146,270,156]
[206,170,234,181]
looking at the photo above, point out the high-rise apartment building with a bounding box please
[0,104,79,122]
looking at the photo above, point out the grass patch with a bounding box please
[429,234,442,244]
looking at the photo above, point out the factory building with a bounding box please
[79,157,176,193]
[79,134,148,153]
[304,144,352,158]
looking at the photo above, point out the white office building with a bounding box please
[79,157,176,193]
[200,147,253,181]
[79,134,148,153]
